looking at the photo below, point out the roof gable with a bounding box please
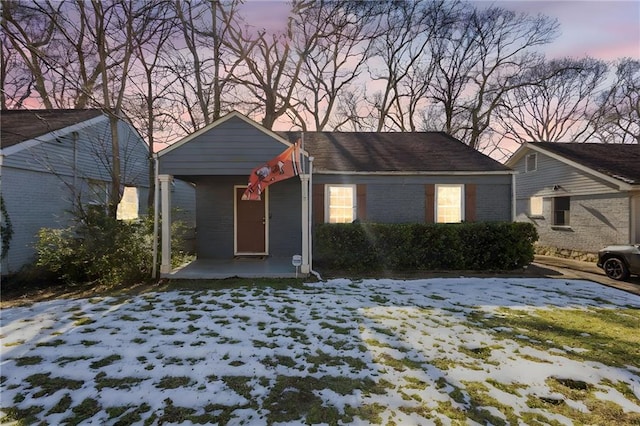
[157,111,294,157]
[280,131,511,173]
[513,142,640,186]
[1,109,104,149]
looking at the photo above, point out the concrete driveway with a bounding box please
[532,255,640,296]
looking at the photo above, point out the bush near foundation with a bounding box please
[36,208,152,286]
[34,208,192,287]
[313,222,538,273]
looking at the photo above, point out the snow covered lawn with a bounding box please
[2,277,639,425]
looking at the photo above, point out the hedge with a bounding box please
[313,222,538,273]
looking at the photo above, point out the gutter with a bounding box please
[313,170,515,176]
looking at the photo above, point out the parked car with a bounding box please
[597,244,640,280]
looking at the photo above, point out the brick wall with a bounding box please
[528,193,630,254]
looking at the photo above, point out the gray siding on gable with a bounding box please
[512,151,618,198]
[313,173,512,223]
[159,116,291,176]
[194,176,302,259]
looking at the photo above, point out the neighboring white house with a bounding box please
[507,142,640,260]
[0,109,152,274]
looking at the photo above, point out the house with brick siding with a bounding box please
[1,109,154,274]
[507,142,640,260]
[156,111,514,277]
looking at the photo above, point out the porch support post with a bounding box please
[300,173,310,273]
[159,174,172,274]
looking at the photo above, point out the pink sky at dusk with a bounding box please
[240,0,640,61]
[490,0,640,60]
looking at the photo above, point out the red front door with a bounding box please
[235,187,267,254]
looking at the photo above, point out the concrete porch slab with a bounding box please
[163,257,303,279]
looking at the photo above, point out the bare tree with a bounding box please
[85,0,139,216]
[3,0,161,216]
[1,0,59,108]
[590,58,640,144]
[427,6,560,151]
[220,0,319,129]
[124,1,179,208]
[493,57,608,145]
[362,0,459,132]
[284,1,383,131]
[165,0,244,133]
[0,24,35,109]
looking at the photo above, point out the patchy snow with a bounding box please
[1,277,639,424]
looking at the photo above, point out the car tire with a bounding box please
[602,257,630,281]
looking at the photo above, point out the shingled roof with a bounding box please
[279,131,511,173]
[1,109,104,149]
[530,142,640,185]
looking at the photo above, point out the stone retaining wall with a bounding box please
[534,244,598,263]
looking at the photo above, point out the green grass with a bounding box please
[25,373,83,398]
[468,306,640,369]
[14,356,43,367]
[89,354,121,369]
[156,376,192,390]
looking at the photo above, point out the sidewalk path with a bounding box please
[532,255,640,296]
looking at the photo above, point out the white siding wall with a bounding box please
[1,167,75,271]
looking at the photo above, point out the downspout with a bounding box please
[72,132,78,205]
[511,172,516,222]
[308,156,321,280]
[152,154,160,279]
[0,153,4,274]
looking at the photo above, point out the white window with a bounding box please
[436,184,464,223]
[117,186,139,220]
[530,196,543,216]
[326,185,356,223]
[525,153,537,172]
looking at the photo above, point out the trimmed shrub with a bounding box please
[36,208,152,286]
[314,222,537,273]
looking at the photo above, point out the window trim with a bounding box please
[324,184,357,223]
[435,184,465,223]
[525,153,537,173]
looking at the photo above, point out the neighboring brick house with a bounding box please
[1,109,153,273]
[507,142,640,260]
[156,111,514,277]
